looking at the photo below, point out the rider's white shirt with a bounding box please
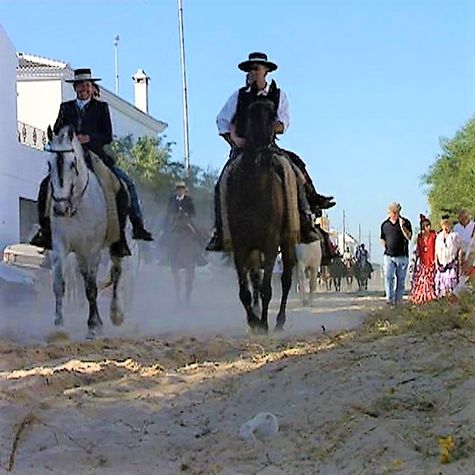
[216,82,290,135]
[76,98,91,110]
[453,221,475,258]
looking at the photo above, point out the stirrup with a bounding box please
[206,233,223,252]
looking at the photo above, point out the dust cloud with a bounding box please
[0,250,377,345]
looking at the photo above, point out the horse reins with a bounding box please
[50,148,90,216]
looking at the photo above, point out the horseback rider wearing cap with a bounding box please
[31,68,153,256]
[207,52,336,254]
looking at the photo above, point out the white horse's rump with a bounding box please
[295,241,322,306]
[47,125,124,338]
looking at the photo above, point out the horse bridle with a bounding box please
[49,148,90,216]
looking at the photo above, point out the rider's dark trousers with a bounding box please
[37,176,50,227]
[109,165,143,224]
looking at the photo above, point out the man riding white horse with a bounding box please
[207,52,336,258]
[31,68,153,257]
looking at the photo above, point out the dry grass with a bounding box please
[358,293,475,341]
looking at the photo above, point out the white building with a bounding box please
[17,53,167,142]
[0,26,167,250]
[0,25,46,250]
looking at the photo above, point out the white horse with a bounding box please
[295,240,323,306]
[47,125,124,338]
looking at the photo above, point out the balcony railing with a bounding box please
[17,121,47,150]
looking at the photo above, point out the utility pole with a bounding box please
[368,230,372,260]
[114,34,120,95]
[177,0,190,177]
[342,209,346,252]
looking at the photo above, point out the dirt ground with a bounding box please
[0,263,474,474]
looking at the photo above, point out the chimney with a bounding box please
[132,68,150,113]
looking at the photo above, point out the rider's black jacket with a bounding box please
[54,99,113,163]
[164,194,196,228]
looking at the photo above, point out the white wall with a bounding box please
[110,108,158,140]
[17,79,64,130]
[0,24,47,249]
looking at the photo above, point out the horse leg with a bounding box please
[235,264,260,330]
[172,267,181,305]
[259,263,274,332]
[51,252,65,326]
[110,255,124,326]
[185,265,195,305]
[250,268,261,316]
[298,263,308,306]
[77,256,102,339]
[276,253,293,331]
[308,266,317,306]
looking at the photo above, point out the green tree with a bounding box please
[106,135,218,227]
[423,117,475,224]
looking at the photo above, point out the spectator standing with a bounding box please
[435,215,462,298]
[453,208,475,262]
[410,214,437,304]
[380,202,413,305]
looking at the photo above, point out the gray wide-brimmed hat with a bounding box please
[238,52,278,72]
[66,68,102,83]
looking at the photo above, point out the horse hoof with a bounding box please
[110,310,124,326]
[274,324,284,332]
[54,316,64,326]
[86,329,96,340]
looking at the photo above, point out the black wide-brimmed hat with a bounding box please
[66,68,102,83]
[238,52,278,72]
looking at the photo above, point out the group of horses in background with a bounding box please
[294,241,374,306]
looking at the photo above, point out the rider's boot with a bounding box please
[30,217,52,250]
[30,176,52,249]
[130,215,154,241]
[110,187,131,258]
[206,182,224,252]
[304,182,336,213]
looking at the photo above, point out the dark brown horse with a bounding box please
[164,212,206,305]
[227,99,296,332]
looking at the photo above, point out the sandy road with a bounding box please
[2,265,473,474]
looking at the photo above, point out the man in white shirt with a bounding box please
[453,208,475,260]
[207,52,335,252]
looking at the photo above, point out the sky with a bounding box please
[1,0,474,262]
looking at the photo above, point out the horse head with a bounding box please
[47,125,88,217]
[245,99,277,150]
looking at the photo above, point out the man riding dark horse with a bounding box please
[206,52,336,261]
[161,181,207,267]
[30,68,153,257]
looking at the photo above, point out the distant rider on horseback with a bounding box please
[206,52,336,259]
[164,181,196,229]
[161,181,207,267]
[30,68,153,257]
[356,244,374,272]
